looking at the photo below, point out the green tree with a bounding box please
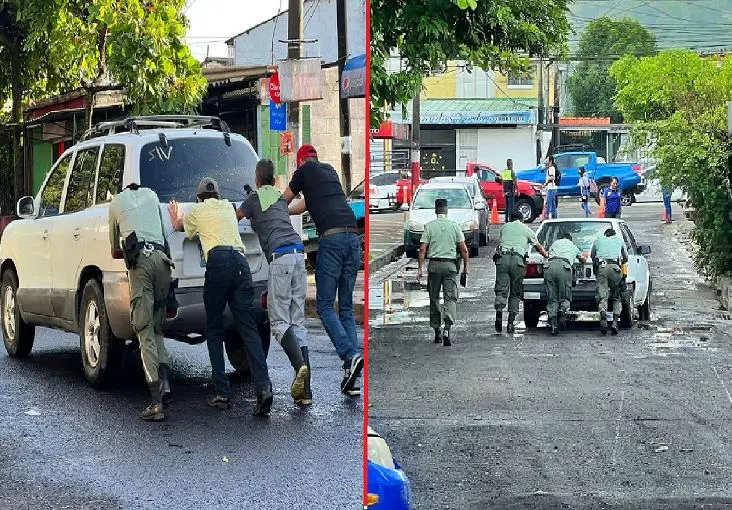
[567,17,657,122]
[370,0,571,126]
[610,50,732,277]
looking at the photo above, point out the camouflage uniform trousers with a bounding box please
[494,252,525,314]
[596,262,623,318]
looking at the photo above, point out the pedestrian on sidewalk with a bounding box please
[417,198,470,346]
[591,228,628,335]
[236,159,311,406]
[494,212,549,333]
[578,167,592,217]
[501,158,518,223]
[109,184,173,422]
[283,145,364,396]
[662,186,673,223]
[168,177,273,416]
[544,156,559,220]
[601,177,623,218]
[544,232,587,335]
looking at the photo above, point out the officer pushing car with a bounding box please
[109,183,173,422]
[591,228,629,335]
[417,199,469,346]
[544,233,587,335]
[494,212,549,333]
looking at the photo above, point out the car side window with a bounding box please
[64,146,99,214]
[96,144,125,203]
[554,155,570,170]
[39,153,73,217]
[621,224,639,254]
[477,167,496,182]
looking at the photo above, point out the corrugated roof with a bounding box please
[390,98,537,123]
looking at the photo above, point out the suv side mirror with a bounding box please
[17,196,35,218]
[638,244,651,255]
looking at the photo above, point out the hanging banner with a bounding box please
[341,53,366,99]
[280,131,295,156]
[269,101,287,132]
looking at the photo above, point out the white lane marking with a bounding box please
[611,390,625,465]
[712,366,732,406]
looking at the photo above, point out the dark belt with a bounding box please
[208,245,244,256]
[321,226,359,237]
[142,242,167,253]
[271,247,304,262]
[600,259,620,265]
[430,257,457,263]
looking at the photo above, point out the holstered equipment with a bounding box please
[122,231,141,270]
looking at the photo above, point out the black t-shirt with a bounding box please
[288,161,357,233]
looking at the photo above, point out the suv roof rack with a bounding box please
[80,115,231,141]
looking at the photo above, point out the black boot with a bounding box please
[159,364,171,406]
[442,328,451,347]
[281,328,308,402]
[611,315,619,336]
[558,311,567,330]
[298,346,313,406]
[550,318,559,336]
[434,328,442,343]
[600,313,608,336]
[506,313,516,334]
[141,381,165,422]
[495,311,503,333]
[253,386,274,417]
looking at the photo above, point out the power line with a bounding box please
[270,0,284,66]
[305,0,321,29]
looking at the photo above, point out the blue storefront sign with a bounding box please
[421,110,535,125]
[341,53,366,99]
[269,100,287,131]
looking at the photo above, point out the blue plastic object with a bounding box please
[367,459,411,510]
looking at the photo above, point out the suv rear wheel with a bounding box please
[2,269,35,357]
[523,301,542,329]
[224,324,271,377]
[79,278,125,387]
[620,284,635,329]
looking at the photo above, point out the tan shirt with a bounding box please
[183,198,244,260]
[420,215,465,259]
[108,187,165,250]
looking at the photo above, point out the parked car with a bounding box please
[429,175,489,245]
[522,218,652,330]
[464,162,544,223]
[403,182,483,258]
[369,171,401,211]
[367,427,411,509]
[635,166,686,203]
[0,116,277,387]
[516,150,646,207]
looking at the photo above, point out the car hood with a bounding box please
[408,208,473,227]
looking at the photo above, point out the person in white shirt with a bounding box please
[544,156,558,219]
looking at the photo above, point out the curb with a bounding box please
[369,245,405,275]
[716,276,732,311]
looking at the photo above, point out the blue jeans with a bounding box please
[203,248,271,397]
[315,232,361,365]
[504,192,515,223]
[581,196,591,217]
[545,189,557,219]
[662,192,672,220]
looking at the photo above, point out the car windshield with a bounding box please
[412,188,471,210]
[538,221,614,252]
[433,179,477,198]
[139,136,258,202]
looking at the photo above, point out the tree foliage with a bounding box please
[610,50,732,277]
[567,17,656,122]
[370,0,571,126]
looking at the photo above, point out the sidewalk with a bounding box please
[304,270,364,325]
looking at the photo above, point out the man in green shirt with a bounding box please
[591,228,629,335]
[417,199,469,346]
[544,233,587,335]
[495,212,549,333]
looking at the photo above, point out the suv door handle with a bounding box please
[41,230,48,240]
[73,228,81,239]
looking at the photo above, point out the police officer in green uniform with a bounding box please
[545,233,588,335]
[109,184,173,422]
[494,212,549,333]
[591,228,629,335]
[417,199,470,346]
[501,158,518,223]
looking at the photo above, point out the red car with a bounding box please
[465,162,544,223]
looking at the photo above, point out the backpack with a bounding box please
[552,165,562,186]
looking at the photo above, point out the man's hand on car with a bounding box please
[168,200,184,232]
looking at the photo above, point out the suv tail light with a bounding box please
[525,263,543,278]
[261,291,268,310]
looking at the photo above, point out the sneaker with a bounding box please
[291,365,309,402]
[341,354,364,394]
[207,395,231,410]
[140,403,165,422]
[253,389,273,417]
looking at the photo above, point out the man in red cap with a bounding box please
[283,145,364,396]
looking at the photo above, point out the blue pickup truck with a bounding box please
[516,150,646,206]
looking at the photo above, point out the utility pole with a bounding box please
[552,61,561,153]
[537,58,544,165]
[336,0,352,193]
[411,83,421,199]
[287,0,303,181]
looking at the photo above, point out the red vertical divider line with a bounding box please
[363,0,371,506]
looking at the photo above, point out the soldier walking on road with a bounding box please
[237,160,311,406]
[544,233,587,335]
[417,199,469,346]
[591,228,629,335]
[168,177,273,416]
[494,212,549,333]
[109,184,173,422]
[501,158,518,223]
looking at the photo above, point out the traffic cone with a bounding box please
[541,201,547,221]
[490,199,500,224]
[598,203,605,218]
[662,209,669,223]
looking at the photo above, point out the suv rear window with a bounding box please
[140,137,257,202]
[538,221,613,252]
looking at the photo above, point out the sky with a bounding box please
[185,0,284,61]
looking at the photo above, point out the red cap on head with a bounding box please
[296,145,318,167]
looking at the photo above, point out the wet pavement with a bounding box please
[368,203,732,509]
[0,318,363,509]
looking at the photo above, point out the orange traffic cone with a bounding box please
[490,199,500,225]
[598,203,605,218]
[540,201,547,221]
[661,209,667,223]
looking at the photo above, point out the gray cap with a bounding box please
[197,177,220,196]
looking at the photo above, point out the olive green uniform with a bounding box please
[495,220,537,313]
[421,216,464,329]
[544,238,581,325]
[591,234,628,322]
[109,188,172,385]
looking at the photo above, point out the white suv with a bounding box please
[0,116,283,387]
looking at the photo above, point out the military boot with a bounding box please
[600,312,608,336]
[159,364,171,406]
[550,318,559,336]
[558,311,567,330]
[281,328,308,403]
[140,381,165,422]
[495,311,503,333]
[442,328,452,347]
[298,346,313,406]
[434,328,442,343]
[611,315,619,336]
[506,313,516,334]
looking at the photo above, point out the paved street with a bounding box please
[368,203,732,509]
[0,319,362,510]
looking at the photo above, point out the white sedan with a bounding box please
[369,171,401,211]
[522,218,652,329]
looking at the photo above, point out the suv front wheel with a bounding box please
[2,269,35,357]
[79,278,125,387]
